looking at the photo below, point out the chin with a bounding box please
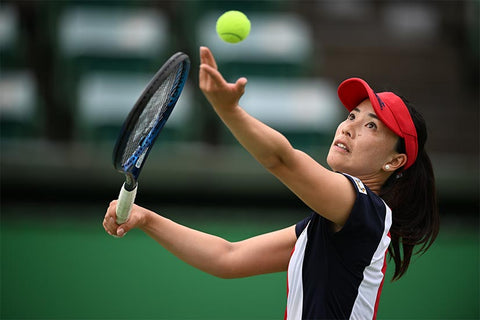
[326,162,343,173]
[327,149,355,174]
[327,158,350,175]
[326,151,341,172]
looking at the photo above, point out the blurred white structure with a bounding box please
[59,7,168,58]
[0,71,37,121]
[241,77,341,133]
[197,11,313,63]
[0,4,18,50]
[77,72,193,127]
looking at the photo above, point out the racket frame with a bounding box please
[112,52,190,223]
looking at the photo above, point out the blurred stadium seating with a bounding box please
[58,6,172,141]
[0,5,38,138]
[0,1,478,211]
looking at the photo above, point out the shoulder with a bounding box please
[342,173,368,195]
[340,173,392,235]
[342,173,388,211]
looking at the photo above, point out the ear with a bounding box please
[384,153,407,172]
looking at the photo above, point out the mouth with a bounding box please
[333,141,350,153]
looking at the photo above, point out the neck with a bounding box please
[356,173,389,195]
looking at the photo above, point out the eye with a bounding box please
[347,113,355,120]
[366,122,377,129]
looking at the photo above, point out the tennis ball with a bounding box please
[216,10,251,44]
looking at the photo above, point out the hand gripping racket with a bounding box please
[113,52,190,224]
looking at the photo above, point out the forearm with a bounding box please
[140,211,234,278]
[199,47,295,169]
[104,201,296,279]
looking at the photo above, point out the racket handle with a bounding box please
[116,183,137,224]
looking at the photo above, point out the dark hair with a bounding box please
[380,98,440,281]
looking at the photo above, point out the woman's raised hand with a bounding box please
[199,46,247,112]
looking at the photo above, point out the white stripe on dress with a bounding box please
[349,203,392,320]
[286,222,310,320]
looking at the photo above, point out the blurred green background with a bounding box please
[1,205,478,319]
[1,0,478,319]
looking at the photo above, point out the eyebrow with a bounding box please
[352,107,379,120]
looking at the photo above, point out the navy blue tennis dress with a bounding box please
[285,174,392,320]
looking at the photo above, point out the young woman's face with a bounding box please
[327,99,400,176]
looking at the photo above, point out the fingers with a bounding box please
[235,77,248,95]
[199,46,248,110]
[103,215,119,237]
[199,46,225,92]
[103,200,127,238]
[199,64,226,90]
[200,46,217,69]
[116,214,136,237]
[199,46,248,93]
[201,64,247,92]
[104,216,121,237]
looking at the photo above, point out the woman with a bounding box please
[103,47,439,319]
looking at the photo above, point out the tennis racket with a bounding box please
[113,52,190,224]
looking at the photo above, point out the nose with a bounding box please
[341,122,354,138]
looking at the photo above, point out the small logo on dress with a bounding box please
[354,177,367,195]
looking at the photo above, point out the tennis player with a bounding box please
[103,46,439,319]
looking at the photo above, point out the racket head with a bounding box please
[113,52,190,188]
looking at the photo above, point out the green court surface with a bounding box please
[1,204,478,319]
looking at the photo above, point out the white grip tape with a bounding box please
[116,183,137,224]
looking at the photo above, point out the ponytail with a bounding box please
[380,99,440,281]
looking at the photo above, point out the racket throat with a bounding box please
[124,174,137,191]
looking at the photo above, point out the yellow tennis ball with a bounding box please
[216,10,251,44]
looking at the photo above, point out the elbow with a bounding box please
[257,139,296,170]
[259,155,283,171]
[206,251,244,279]
[208,263,242,279]
[262,147,299,173]
[213,271,238,280]
[204,269,237,279]
[260,149,293,171]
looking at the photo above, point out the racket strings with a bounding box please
[121,65,183,166]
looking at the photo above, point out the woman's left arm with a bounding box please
[103,201,297,278]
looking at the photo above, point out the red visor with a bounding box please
[337,78,418,170]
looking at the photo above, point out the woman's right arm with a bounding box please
[199,46,293,170]
[199,46,356,227]
[103,201,297,279]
